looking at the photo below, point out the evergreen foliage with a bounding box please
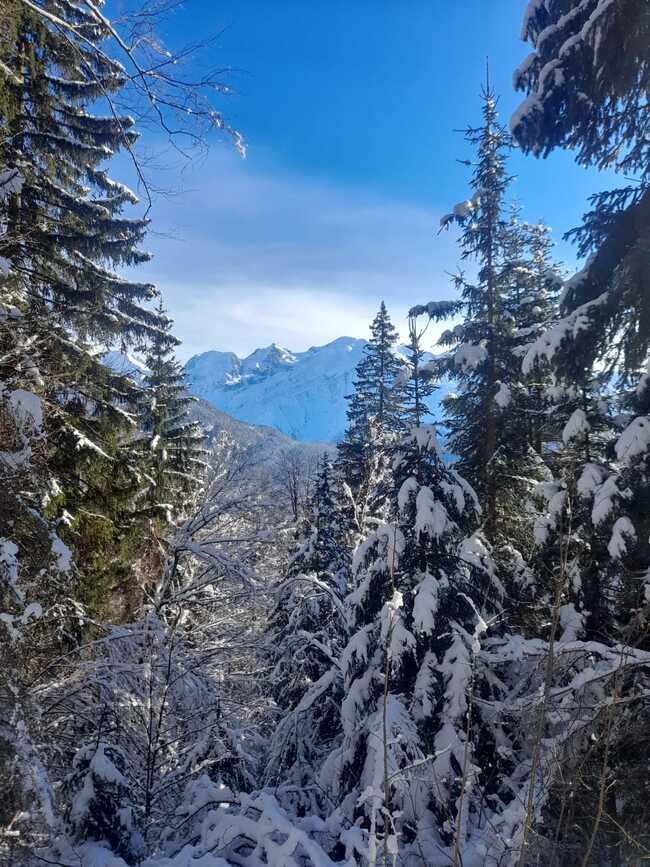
[513,0,650,379]
[337,302,406,536]
[139,302,207,520]
[431,91,562,579]
[322,426,506,863]
[435,86,516,539]
[63,741,143,866]
[263,456,350,813]
[402,314,437,430]
[267,455,349,714]
[0,0,169,618]
[3,3,650,866]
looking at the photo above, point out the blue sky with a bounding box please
[110,0,615,360]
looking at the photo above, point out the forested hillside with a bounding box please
[1,2,649,866]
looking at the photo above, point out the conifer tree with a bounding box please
[484,214,562,596]
[264,456,350,810]
[503,217,562,456]
[128,303,207,600]
[0,1,171,617]
[435,85,514,541]
[512,0,650,403]
[139,302,207,521]
[513,0,650,637]
[610,376,650,638]
[322,425,507,864]
[430,93,560,566]
[267,455,350,714]
[402,313,437,430]
[511,12,650,851]
[337,302,406,536]
[1,2,162,344]
[527,373,616,641]
[63,741,143,865]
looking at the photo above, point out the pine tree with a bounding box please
[322,426,507,864]
[139,302,207,521]
[264,456,350,812]
[435,85,515,541]
[337,302,406,536]
[267,455,350,714]
[402,313,438,430]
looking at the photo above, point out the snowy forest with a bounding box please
[1,1,649,866]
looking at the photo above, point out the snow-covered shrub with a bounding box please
[63,742,143,864]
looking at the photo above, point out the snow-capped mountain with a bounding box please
[104,338,446,445]
[184,337,366,442]
[101,349,332,459]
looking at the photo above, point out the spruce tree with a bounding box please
[322,425,507,864]
[484,213,562,609]
[432,93,560,567]
[528,374,616,641]
[402,313,437,430]
[611,377,650,639]
[0,2,161,344]
[503,217,562,456]
[0,1,172,613]
[512,0,650,637]
[435,85,514,540]
[139,302,207,521]
[267,455,350,714]
[337,302,406,536]
[128,303,207,600]
[63,741,143,865]
[264,456,350,811]
[513,0,650,392]
[512,13,650,847]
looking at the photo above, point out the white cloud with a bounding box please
[139,150,461,359]
[165,285,378,358]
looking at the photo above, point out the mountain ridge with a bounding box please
[184,336,367,442]
[101,349,331,460]
[105,336,445,445]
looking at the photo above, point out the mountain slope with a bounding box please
[184,337,367,442]
[189,395,330,461]
[106,338,446,446]
[101,350,330,461]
